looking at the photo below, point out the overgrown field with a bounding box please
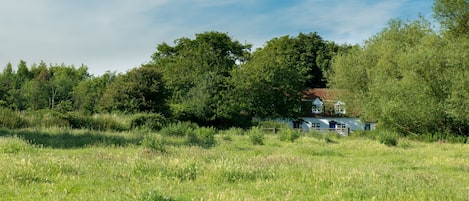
[0,128,468,201]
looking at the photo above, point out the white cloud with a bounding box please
[0,0,433,75]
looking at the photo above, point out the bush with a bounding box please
[186,127,217,148]
[255,120,290,129]
[379,131,399,146]
[64,113,128,131]
[0,108,28,129]
[131,113,168,131]
[0,136,34,154]
[141,134,166,153]
[26,110,69,128]
[248,128,264,145]
[278,128,302,142]
[219,127,246,136]
[159,122,198,137]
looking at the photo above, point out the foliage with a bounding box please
[248,127,264,145]
[130,113,169,131]
[100,65,170,114]
[329,18,469,136]
[187,127,217,147]
[151,31,251,127]
[433,0,469,38]
[141,134,167,153]
[278,128,302,142]
[73,72,116,114]
[378,131,399,146]
[0,136,34,154]
[0,108,28,129]
[64,113,128,132]
[159,121,198,137]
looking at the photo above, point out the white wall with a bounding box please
[281,117,369,132]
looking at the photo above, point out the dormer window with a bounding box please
[312,98,323,114]
[334,101,346,114]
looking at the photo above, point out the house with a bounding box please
[282,88,375,135]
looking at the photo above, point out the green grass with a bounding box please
[0,128,468,200]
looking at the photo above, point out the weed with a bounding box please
[141,134,167,153]
[0,136,34,153]
[0,108,28,129]
[248,128,264,145]
[278,128,302,142]
[160,122,197,137]
[379,131,399,146]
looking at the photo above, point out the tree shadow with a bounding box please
[0,129,141,149]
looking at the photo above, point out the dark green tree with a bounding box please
[150,31,251,126]
[73,71,116,114]
[228,36,309,119]
[329,18,469,136]
[433,0,469,38]
[99,65,170,114]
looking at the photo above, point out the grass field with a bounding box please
[0,128,468,200]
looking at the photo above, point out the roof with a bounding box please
[302,88,344,101]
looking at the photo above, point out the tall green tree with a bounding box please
[48,64,89,109]
[433,0,469,38]
[228,36,309,119]
[99,65,169,114]
[151,31,251,125]
[329,18,469,135]
[0,63,14,107]
[73,71,116,114]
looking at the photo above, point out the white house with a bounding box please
[282,88,375,135]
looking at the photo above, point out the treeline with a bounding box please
[329,0,469,136]
[1,0,468,137]
[0,32,346,128]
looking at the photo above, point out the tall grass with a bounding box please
[0,128,468,200]
[0,108,28,129]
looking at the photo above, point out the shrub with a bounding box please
[0,108,28,129]
[131,113,168,131]
[256,120,290,129]
[219,127,246,136]
[278,128,302,142]
[186,127,217,147]
[64,113,127,131]
[141,134,166,153]
[379,131,399,146]
[0,136,33,154]
[248,128,264,145]
[159,122,198,137]
[26,110,69,128]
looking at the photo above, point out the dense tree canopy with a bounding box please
[329,18,469,135]
[150,31,251,126]
[99,65,169,114]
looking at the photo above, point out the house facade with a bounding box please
[282,88,375,135]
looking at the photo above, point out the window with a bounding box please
[311,122,321,129]
[334,101,346,114]
[336,123,346,129]
[312,98,323,114]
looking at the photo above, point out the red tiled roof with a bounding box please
[302,88,344,101]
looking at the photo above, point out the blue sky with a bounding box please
[0,0,434,75]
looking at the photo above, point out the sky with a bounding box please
[0,0,435,75]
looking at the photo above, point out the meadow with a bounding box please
[0,127,468,201]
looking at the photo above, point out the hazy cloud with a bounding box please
[0,0,433,75]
